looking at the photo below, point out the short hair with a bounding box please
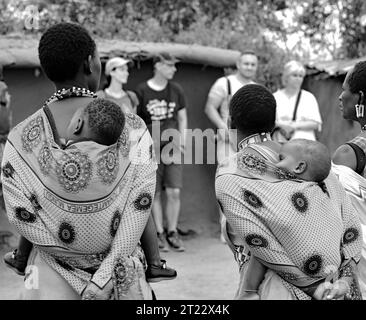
[237,50,258,63]
[38,23,96,82]
[347,61,366,94]
[290,139,331,182]
[281,60,306,86]
[85,98,125,146]
[153,52,179,65]
[229,84,276,135]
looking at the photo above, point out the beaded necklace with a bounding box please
[44,87,96,106]
[238,132,272,151]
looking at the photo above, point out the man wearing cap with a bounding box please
[136,52,188,252]
[97,56,139,114]
[204,51,258,242]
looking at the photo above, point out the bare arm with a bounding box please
[243,256,267,291]
[204,95,227,130]
[332,144,357,171]
[292,120,319,131]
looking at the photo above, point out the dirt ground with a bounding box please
[0,208,238,300]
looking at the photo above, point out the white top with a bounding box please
[208,74,255,123]
[274,89,322,141]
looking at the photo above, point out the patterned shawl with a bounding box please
[1,107,157,299]
[332,163,366,299]
[216,147,363,300]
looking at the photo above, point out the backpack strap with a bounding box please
[292,89,302,121]
[345,142,366,175]
[226,76,232,100]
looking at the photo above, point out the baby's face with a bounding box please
[277,143,304,173]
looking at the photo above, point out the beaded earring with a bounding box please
[355,90,365,119]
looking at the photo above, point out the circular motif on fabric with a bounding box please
[113,257,137,296]
[15,207,37,223]
[114,261,127,281]
[21,116,44,152]
[58,222,76,244]
[38,143,53,175]
[96,148,119,185]
[343,227,359,245]
[242,189,263,209]
[303,254,323,275]
[245,234,268,248]
[55,150,92,193]
[237,153,267,175]
[125,113,143,129]
[118,128,130,157]
[291,192,309,213]
[2,162,15,179]
[110,210,121,237]
[29,194,42,211]
[134,193,152,211]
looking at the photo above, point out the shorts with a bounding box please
[155,162,183,193]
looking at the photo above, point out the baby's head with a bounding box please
[67,98,125,146]
[277,139,331,182]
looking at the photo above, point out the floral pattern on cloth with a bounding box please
[21,116,44,152]
[1,108,157,298]
[216,148,363,300]
[55,150,93,193]
[96,146,119,185]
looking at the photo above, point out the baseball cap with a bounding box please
[153,52,180,65]
[105,57,130,76]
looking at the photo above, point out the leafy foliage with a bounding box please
[2,0,366,88]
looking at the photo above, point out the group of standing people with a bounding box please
[210,55,366,299]
[0,21,365,300]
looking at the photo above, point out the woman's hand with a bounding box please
[81,279,114,300]
[312,280,350,300]
[277,124,294,140]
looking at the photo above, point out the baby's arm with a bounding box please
[243,256,267,292]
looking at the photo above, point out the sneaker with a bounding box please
[157,232,169,252]
[166,231,185,252]
[3,249,27,276]
[146,259,177,283]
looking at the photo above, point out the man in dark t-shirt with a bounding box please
[136,53,188,252]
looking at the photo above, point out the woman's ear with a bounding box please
[294,161,307,174]
[73,117,84,135]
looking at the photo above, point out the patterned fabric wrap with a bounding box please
[216,148,363,300]
[332,163,366,299]
[0,108,157,298]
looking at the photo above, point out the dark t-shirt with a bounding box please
[135,81,187,134]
